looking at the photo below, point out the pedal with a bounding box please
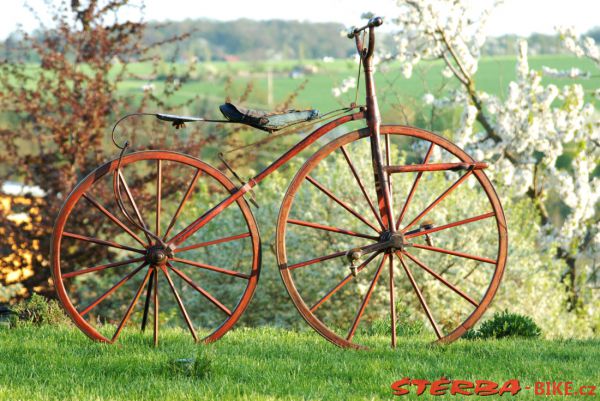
[346,248,363,277]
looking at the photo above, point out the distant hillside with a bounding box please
[2,18,593,62]
[142,19,356,61]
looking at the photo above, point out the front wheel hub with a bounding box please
[390,232,406,251]
[378,230,407,252]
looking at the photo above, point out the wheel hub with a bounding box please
[146,245,170,266]
[379,230,406,251]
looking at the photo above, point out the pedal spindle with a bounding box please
[420,220,434,247]
[346,249,363,277]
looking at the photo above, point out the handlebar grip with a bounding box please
[368,17,384,28]
[346,16,384,38]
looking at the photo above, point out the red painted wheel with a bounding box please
[277,126,507,348]
[51,151,260,345]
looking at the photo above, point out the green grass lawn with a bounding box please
[1,324,598,400]
[7,55,598,124]
[115,55,600,115]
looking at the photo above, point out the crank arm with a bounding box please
[350,241,391,258]
[345,236,412,260]
[404,227,421,236]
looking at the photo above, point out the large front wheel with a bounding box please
[277,126,507,348]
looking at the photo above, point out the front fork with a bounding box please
[365,67,395,233]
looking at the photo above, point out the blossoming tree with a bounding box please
[388,0,599,317]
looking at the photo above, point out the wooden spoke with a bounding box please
[396,253,442,339]
[306,175,381,232]
[340,146,385,229]
[169,264,232,316]
[163,169,202,241]
[386,162,488,174]
[384,134,392,163]
[141,268,155,332]
[347,254,388,341]
[403,251,480,307]
[170,257,250,279]
[287,219,379,241]
[287,250,348,271]
[385,134,393,194]
[405,212,495,239]
[411,243,496,265]
[112,268,153,342]
[402,170,473,233]
[80,263,147,316]
[396,143,435,229]
[174,232,251,253]
[62,232,145,254]
[63,256,145,279]
[156,160,162,237]
[310,252,380,313]
[389,255,397,347]
[153,268,159,347]
[160,265,198,342]
[82,193,147,247]
[118,171,152,244]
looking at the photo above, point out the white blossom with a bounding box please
[392,1,600,308]
[557,26,600,66]
[141,83,155,92]
[455,103,478,147]
[542,66,591,79]
[331,76,356,98]
[422,93,435,105]
[393,0,495,80]
[401,62,413,78]
[441,66,453,78]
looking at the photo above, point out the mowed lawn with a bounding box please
[0,325,598,401]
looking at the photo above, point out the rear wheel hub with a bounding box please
[146,245,169,266]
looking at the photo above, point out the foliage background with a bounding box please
[0,0,598,339]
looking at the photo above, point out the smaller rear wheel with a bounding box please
[51,151,261,345]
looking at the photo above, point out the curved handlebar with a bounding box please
[346,17,384,39]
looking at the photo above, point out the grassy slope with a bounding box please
[0,325,598,401]
[116,55,599,114]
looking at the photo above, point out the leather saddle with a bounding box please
[219,102,319,132]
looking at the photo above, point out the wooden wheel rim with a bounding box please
[276,126,508,348]
[51,150,261,344]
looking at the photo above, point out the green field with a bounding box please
[0,324,598,401]
[115,54,599,118]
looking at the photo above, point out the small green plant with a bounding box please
[465,311,542,340]
[0,305,15,330]
[11,294,70,327]
[168,346,214,380]
[461,328,480,340]
[366,310,425,338]
[193,346,214,380]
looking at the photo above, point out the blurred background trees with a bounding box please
[387,0,598,324]
[0,0,210,299]
[0,0,598,338]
